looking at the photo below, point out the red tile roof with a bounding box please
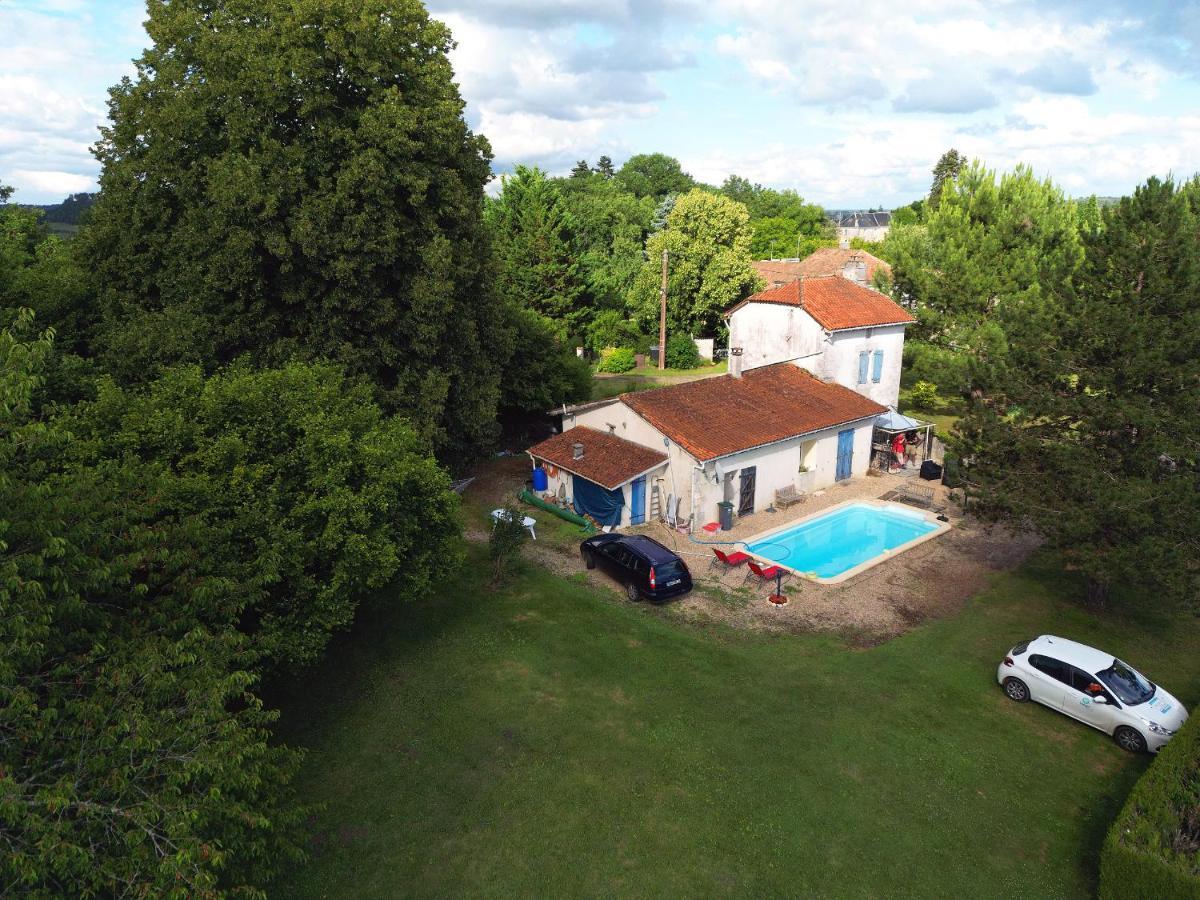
[622,364,885,462]
[527,426,668,489]
[752,248,891,288]
[730,276,915,331]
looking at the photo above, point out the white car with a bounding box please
[997,635,1188,753]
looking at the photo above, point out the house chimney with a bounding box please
[572,441,584,460]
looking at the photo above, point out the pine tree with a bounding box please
[570,159,592,178]
[486,166,587,339]
[956,177,1200,607]
[928,149,966,210]
[594,155,615,178]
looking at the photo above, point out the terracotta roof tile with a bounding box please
[732,276,915,331]
[621,364,885,462]
[527,426,668,490]
[752,248,891,287]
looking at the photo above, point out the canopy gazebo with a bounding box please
[871,408,935,472]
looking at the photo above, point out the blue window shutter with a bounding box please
[858,351,869,384]
[872,350,884,383]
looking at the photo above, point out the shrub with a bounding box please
[597,346,636,373]
[586,309,641,354]
[909,380,939,409]
[1099,712,1200,899]
[489,504,528,583]
[503,306,592,413]
[665,333,701,369]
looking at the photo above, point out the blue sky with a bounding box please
[3,0,1199,205]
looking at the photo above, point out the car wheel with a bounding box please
[582,549,595,570]
[1003,677,1030,703]
[625,581,641,602]
[1113,726,1147,754]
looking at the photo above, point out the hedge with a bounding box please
[1099,709,1200,899]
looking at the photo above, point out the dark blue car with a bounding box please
[580,534,692,602]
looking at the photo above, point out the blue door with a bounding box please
[630,476,646,525]
[836,429,854,481]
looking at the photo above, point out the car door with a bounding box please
[596,542,623,578]
[1026,654,1072,708]
[1061,666,1123,733]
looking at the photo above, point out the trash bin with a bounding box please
[718,501,734,531]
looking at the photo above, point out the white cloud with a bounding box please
[9,168,96,195]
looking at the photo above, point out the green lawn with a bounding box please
[629,359,728,378]
[592,360,727,400]
[271,550,1198,898]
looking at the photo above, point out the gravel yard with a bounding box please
[463,455,1039,643]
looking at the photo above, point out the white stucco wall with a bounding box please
[529,453,666,529]
[727,303,825,376]
[817,324,905,408]
[689,419,875,526]
[564,402,699,528]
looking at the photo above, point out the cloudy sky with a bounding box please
[3,0,1198,205]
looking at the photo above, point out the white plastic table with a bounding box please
[491,508,537,540]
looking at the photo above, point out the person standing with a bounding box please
[891,432,907,470]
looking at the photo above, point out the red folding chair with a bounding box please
[743,559,790,588]
[709,546,751,572]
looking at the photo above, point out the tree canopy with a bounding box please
[954,177,1200,606]
[929,148,967,210]
[81,0,504,464]
[884,161,1084,392]
[629,189,761,336]
[616,153,696,199]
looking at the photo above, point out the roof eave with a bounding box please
[694,410,886,464]
[525,450,669,491]
[824,319,915,334]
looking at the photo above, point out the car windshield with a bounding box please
[1097,660,1156,706]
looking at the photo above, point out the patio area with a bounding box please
[630,470,1039,641]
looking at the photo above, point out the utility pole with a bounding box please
[658,249,668,371]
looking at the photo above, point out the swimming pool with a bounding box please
[744,501,949,583]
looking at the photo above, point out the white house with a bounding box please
[834,211,891,243]
[527,363,885,531]
[725,275,914,409]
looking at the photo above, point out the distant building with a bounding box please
[752,247,891,290]
[834,211,891,243]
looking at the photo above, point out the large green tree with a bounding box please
[885,161,1084,392]
[719,175,831,258]
[1,312,304,895]
[81,0,503,463]
[486,166,587,339]
[60,360,459,670]
[629,189,762,336]
[616,153,695,199]
[955,177,1200,607]
[0,185,97,404]
[558,174,655,321]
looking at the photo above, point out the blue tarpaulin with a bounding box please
[573,474,624,527]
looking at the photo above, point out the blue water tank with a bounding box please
[532,466,548,492]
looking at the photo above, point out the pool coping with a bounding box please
[740,498,952,586]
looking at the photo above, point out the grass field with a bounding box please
[271,548,1198,898]
[592,359,728,400]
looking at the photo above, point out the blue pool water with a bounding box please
[745,502,939,579]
